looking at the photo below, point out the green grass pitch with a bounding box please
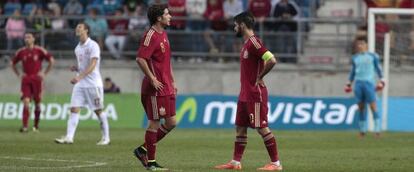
[1,127,414,172]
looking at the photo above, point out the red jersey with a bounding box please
[204,0,227,31]
[108,18,129,35]
[239,36,268,102]
[168,0,186,29]
[12,46,52,75]
[137,28,174,96]
[249,0,271,18]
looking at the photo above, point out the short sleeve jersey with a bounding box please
[239,35,269,102]
[137,28,174,96]
[74,37,103,88]
[12,46,52,75]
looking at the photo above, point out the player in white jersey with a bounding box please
[55,22,110,145]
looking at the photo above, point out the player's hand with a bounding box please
[70,76,81,84]
[376,80,385,91]
[255,78,265,87]
[151,77,164,91]
[344,83,352,93]
[70,65,78,72]
[38,72,45,79]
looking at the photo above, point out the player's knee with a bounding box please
[236,126,247,136]
[70,107,80,113]
[147,120,160,130]
[257,127,271,136]
[166,123,176,130]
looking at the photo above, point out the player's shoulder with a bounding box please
[367,52,380,59]
[34,45,48,53]
[88,38,100,49]
[248,36,263,49]
[15,47,26,54]
[142,28,157,46]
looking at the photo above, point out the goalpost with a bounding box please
[367,8,414,131]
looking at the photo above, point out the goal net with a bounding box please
[368,8,414,132]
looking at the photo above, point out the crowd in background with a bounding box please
[0,0,319,63]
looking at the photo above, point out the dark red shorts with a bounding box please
[21,75,43,102]
[236,101,268,128]
[141,95,176,120]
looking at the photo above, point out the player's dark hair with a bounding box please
[234,11,255,29]
[77,22,90,35]
[355,36,367,43]
[24,32,35,37]
[147,4,168,26]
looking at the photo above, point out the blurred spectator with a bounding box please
[21,2,35,15]
[128,4,148,30]
[84,8,108,49]
[168,0,186,30]
[126,4,147,55]
[86,0,105,15]
[49,3,72,50]
[4,1,22,15]
[204,0,227,54]
[104,77,121,93]
[123,0,144,12]
[148,0,167,5]
[47,0,62,14]
[273,0,298,63]
[223,0,243,53]
[50,4,66,30]
[63,0,83,28]
[105,8,128,59]
[102,0,123,15]
[248,0,271,27]
[186,0,207,57]
[186,0,206,31]
[6,9,25,51]
[0,6,6,28]
[223,0,243,20]
[28,7,51,33]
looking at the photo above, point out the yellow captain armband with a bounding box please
[262,51,274,61]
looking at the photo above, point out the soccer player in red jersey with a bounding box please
[133,4,176,171]
[11,32,54,133]
[215,12,282,171]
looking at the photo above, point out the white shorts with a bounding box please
[70,86,104,110]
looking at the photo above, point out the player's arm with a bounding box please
[348,59,356,84]
[41,48,55,77]
[345,58,356,93]
[257,51,277,86]
[70,58,97,84]
[10,51,22,78]
[136,58,164,91]
[170,64,177,94]
[373,54,385,90]
[43,57,55,76]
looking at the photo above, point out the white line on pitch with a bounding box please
[0,156,107,169]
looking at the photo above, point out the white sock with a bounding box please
[272,160,281,166]
[66,112,79,140]
[230,160,240,165]
[98,112,110,140]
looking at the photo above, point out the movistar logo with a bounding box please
[176,97,197,123]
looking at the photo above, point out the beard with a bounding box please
[235,27,243,37]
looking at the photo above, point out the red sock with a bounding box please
[34,106,41,128]
[143,125,171,148]
[22,106,30,128]
[156,124,170,141]
[145,129,158,160]
[262,132,279,162]
[233,136,247,161]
